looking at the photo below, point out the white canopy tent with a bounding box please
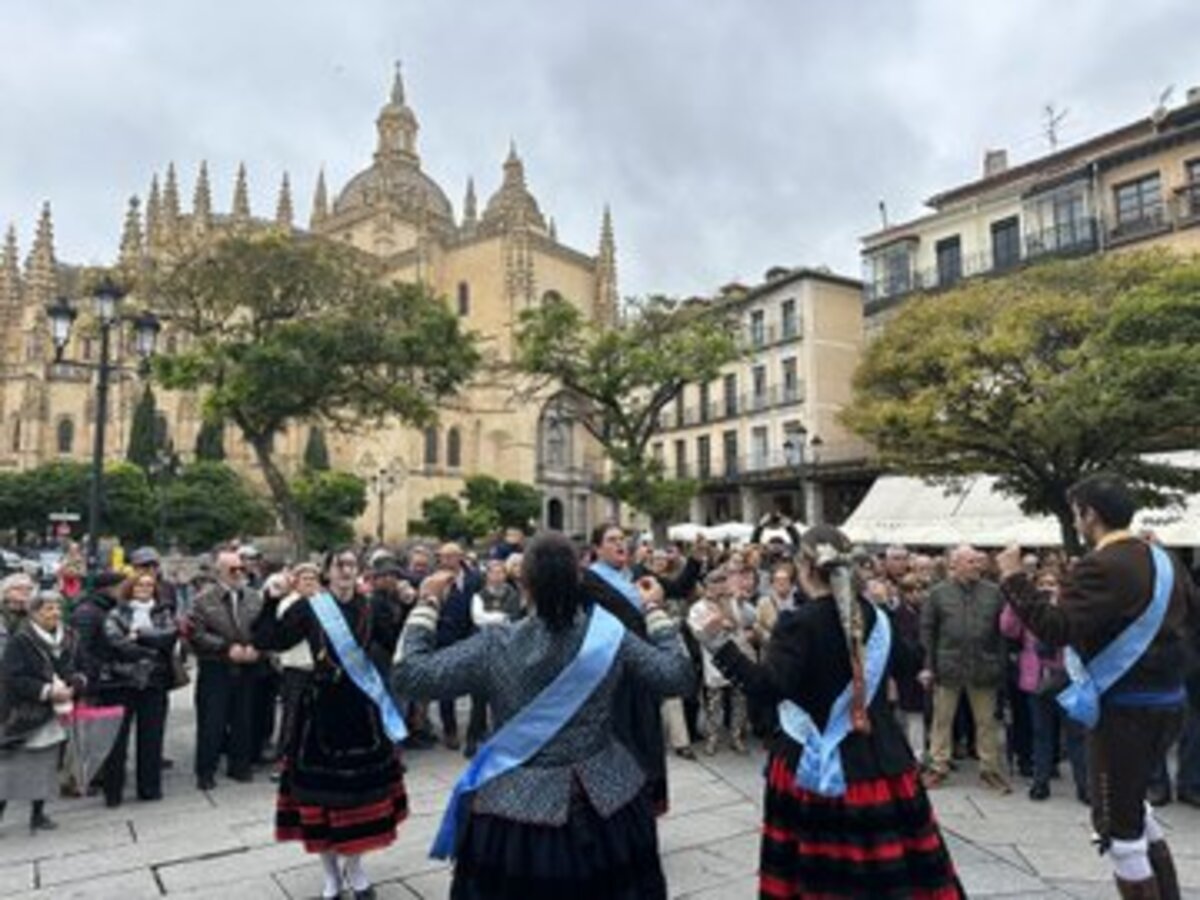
[843,451,1200,548]
[666,522,706,543]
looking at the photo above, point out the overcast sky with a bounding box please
[2,0,1199,298]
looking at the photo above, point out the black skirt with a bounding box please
[450,790,666,900]
[760,754,964,899]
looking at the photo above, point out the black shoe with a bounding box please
[675,747,698,761]
[137,792,163,802]
[226,770,253,784]
[160,758,175,770]
[1177,788,1200,808]
[1029,781,1050,801]
[443,734,461,751]
[354,888,376,900]
[30,813,57,832]
[463,743,477,759]
[1075,784,1091,806]
[1147,784,1172,807]
[105,795,123,808]
[197,775,216,791]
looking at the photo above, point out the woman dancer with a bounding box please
[252,549,406,900]
[691,525,963,899]
[393,531,694,900]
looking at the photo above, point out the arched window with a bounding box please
[154,412,170,449]
[541,290,564,306]
[457,282,470,317]
[56,418,74,455]
[10,417,21,453]
[166,334,178,355]
[423,427,439,466]
[447,427,462,468]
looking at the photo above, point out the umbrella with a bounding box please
[64,703,126,788]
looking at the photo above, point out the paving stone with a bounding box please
[0,862,32,897]
[5,869,160,899]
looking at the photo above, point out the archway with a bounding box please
[547,498,565,531]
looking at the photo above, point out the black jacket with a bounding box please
[69,592,119,694]
[0,622,83,745]
[103,601,179,690]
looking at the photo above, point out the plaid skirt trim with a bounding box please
[759,755,964,899]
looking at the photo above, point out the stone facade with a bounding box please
[0,65,617,542]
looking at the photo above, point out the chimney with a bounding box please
[983,149,1009,177]
[1188,86,1200,105]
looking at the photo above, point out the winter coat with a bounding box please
[920,577,1005,687]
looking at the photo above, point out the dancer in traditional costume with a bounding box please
[691,524,964,899]
[392,531,694,900]
[252,548,407,900]
[998,474,1199,900]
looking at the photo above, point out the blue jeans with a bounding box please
[1027,691,1061,783]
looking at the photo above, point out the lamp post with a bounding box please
[359,454,404,543]
[46,276,161,577]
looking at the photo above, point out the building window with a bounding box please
[457,282,470,317]
[1113,174,1163,233]
[81,337,93,361]
[870,242,914,300]
[935,235,962,287]
[447,427,462,468]
[749,310,765,348]
[651,442,664,465]
[722,430,738,476]
[541,290,564,305]
[697,436,711,479]
[674,439,687,478]
[57,418,74,455]
[782,357,799,402]
[1184,159,1200,219]
[423,427,438,466]
[698,382,710,423]
[11,417,21,453]
[991,217,1021,270]
[674,391,685,428]
[751,426,769,470]
[723,373,738,417]
[154,412,170,449]
[781,299,798,338]
[752,365,767,409]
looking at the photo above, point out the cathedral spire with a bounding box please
[310,168,329,229]
[162,162,181,242]
[375,62,419,164]
[145,175,162,251]
[503,140,526,188]
[595,204,618,325]
[275,172,294,229]
[232,162,251,224]
[119,195,143,268]
[462,177,477,226]
[192,161,212,235]
[1,224,20,307]
[24,202,57,304]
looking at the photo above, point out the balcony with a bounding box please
[1024,218,1099,260]
[1107,204,1169,245]
[1176,182,1200,226]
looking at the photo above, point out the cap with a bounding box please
[130,547,161,567]
[92,570,126,590]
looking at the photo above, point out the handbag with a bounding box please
[0,699,55,750]
[168,651,190,690]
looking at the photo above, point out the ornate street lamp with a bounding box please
[45,276,161,577]
[359,453,405,543]
[783,427,822,525]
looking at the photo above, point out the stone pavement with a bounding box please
[0,690,1197,898]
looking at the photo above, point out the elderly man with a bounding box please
[0,573,35,658]
[188,550,265,790]
[920,544,1010,793]
[433,542,481,752]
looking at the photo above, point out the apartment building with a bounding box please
[861,86,1200,337]
[649,267,871,527]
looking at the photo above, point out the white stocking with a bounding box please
[1143,801,1165,843]
[319,851,342,898]
[342,854,370,892]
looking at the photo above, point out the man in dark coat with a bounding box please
[67,571,126,700]
[432,542,481,751]
[999,473,1200,900]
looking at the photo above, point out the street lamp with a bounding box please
[45,276,161,577]
[782,427,822,526]
[359,454,404,543]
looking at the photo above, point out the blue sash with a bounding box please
[1058,543,1174,729]
[588,561,642,610]
[430,605,625,860]
[777,607,891,798]
[309,592,408,744]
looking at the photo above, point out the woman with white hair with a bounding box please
[0,573,35,659]
[691,524,963,898]
[0,590,83,832]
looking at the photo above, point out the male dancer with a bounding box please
[998,473,1199,900]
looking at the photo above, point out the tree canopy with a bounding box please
[159,462,273,552]
[0,461,154,546]
[514,294,743,531]
[409,476,542,542]
[153,233,479,551]
[303,427,331,471]
[842,251,1200,551]
[292,469,367,551]
[126,384,163,471]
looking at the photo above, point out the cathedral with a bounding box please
[0,65,618,542]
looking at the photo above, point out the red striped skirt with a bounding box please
[759,754,964,899]
[275,763,408,856]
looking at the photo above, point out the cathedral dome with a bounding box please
[332,64,454,225]
[481,143,547,232]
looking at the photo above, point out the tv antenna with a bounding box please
[1043,103,1069,150]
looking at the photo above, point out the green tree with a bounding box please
[127,384,161,471]
[194,417,226,461]
[100,462,155,545]
[842,251,1200,552]
[408,493,492,542]
[292,469,368,551]
[161,462,273,552]
[154,233,479,552]
[303,427,331,471]
[514,294,742,537]
[462,475,542,530]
